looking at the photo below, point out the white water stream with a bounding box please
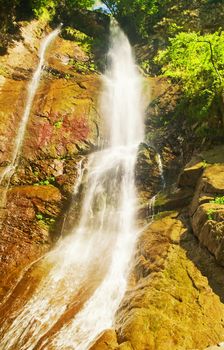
[156,153,165,189]
[0,22,144,349]
[147,153,166,219]
[0,27,60,207]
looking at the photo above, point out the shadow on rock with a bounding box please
[180,228,224,303]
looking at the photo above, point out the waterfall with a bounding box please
[0,22,144,349]
[0,27,61,207]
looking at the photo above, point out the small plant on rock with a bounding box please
[210,196,224,205]
[54,120,63,129]
[207,208,215,220]
[34,176,55,186]
[36,212,56,226]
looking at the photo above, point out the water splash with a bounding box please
[0,27,61,208]
[0,22,144,349]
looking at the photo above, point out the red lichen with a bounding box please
[37,122,54,148]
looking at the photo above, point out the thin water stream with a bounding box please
[0,27,61,208]
[156,153,166,189]
[0,22,144,349]
[148,154,165,219]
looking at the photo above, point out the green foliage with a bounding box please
[63,27,94,55]
[140,59,151,74]
[66,0,95,9]
[30,0,56,20]
[155,31,224,120]
[54,120,63,128]
[202,160,208,168]
[68,58,96,73]
[156,31,224,97]
[36,212,44,220]
[29,0,95,19]
[36,212,56,226]
[34,176,55,186]
[207,208,215,220]
[0,65,9,77]
[210,196,224,204]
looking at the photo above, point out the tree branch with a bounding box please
[197,39,223,84]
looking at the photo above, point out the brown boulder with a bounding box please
[201,164,224,194]
[178,157,204,188]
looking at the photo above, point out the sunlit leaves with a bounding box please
[156,31,224,98]
[30,0,95,19]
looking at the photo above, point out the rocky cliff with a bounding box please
[0,16,224,350]
[0,19,100,299]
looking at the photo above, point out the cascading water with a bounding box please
[147,153,166,220]
[156,153,166,189]
[0,27,61,207]
[0,22,144,350]
[148,194,156,219]
[61,158,85,235]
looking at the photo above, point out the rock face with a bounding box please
[91,212,224,350]
[0,184,62,299]
[0,18,224,350]
[0,19,100,298]
[57,8,110,38]
[116,217,224,350]
[189,163,224,266]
